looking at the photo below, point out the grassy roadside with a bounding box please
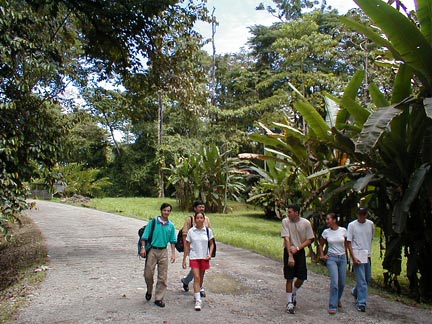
[84,197,428,308]
[0,214,48,323]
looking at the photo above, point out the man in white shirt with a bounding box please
[347,207,375,312]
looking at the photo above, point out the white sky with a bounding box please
[196,0,416,54]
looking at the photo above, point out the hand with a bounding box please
[353,257,361,265]
[140,248,146,258]
[205,255,211,261]
[182,259,187,269]
[288,255,295,267]
[320,254,328,261]
[289,246,299,255]
[170,255,176,263]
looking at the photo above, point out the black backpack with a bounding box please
[137,218,156,258]
[175,216,192,253]
[206,227,216,258]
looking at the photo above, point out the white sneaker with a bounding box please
[195,299,202,311]
[286,302,295,314]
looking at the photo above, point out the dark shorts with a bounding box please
[283,248,307,280]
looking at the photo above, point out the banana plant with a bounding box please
[166,143,245,213]
[332,0,432,299]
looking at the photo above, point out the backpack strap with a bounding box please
[148,218,157,244]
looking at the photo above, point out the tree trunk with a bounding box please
[210,7,217,106]
[157,91,165,198]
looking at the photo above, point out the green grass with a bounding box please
[88,197,284,259]
[86,197,427,306]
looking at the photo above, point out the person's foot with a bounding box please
[356,305,366,312]
[351,287,357,300]
[286,302,295,314]
[145,292,152,301]
[328,309,337,315]
[194,299,202,311]
[200,287,206,298]
[338,300,342,308]
[181,278,189,292]
[154,300,165,308]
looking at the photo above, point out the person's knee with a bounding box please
[294,279,303,288]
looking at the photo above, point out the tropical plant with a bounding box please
[166,144,245,213]
[60,163,112,198]
[337,0,432,300]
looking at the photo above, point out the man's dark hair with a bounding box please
[193,200,205,208]
[160,203,172,211]
[287,204,300,213]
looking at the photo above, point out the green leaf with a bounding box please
[369,83,389,108]
[353,173,374,192]
[272,122,307,141]
[401,164,430,213]
[424,97,432,119]
[391,63,413,104]
[354,0,432,92]
[306,165,353,179]
[324,96,339,128]
[343,70,365,101]
[293,101,332,142]
[339,70,370,127]
[331,127,356,154]
[355,99,410,154]
[392,164,431,234]
[416,0,432,45]
[340,16,401,60]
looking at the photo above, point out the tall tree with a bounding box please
[0,0,209,234]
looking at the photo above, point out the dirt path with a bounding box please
[8,201,431,324]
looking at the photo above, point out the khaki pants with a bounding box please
[144,248,169,301]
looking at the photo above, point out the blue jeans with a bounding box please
[326,254,347,311]
[353,258,371,307]
[183,269,194,284]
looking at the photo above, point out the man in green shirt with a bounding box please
[140,203,177,308]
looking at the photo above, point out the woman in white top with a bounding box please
[319,213,347,314]
[183,212,215,311]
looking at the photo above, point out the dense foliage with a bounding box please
[2,0,431,301]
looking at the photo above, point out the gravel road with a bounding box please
[8,200,432,324]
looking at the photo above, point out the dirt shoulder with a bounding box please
[8,201,432,324]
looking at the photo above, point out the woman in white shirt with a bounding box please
[319,213,347,314]
[182,212,215,311]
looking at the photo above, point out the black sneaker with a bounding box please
[200,287,206,298]
[357,305,366,312]
[145,292,152,301]
[154,300,165,308]
[181,278,189,292]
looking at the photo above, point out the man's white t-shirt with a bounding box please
[347,219,375,257]
[322,227,347,256]
[186,226,214,260]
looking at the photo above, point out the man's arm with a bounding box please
[170,243,176,263]
[347,241,360,265]
[182,240,190,269]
